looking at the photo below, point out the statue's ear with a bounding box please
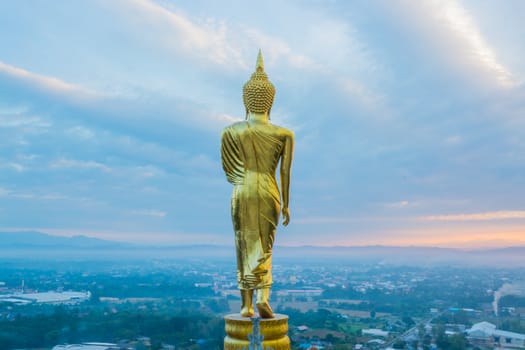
[245,109,249,120]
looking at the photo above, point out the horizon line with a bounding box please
[1,229,524,251]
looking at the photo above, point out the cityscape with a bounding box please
[1,237,524,350]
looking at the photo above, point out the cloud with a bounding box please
[66,126,95,140]
[129,165,165,179]
[336,76,386,113]
[105,0,383,112]
[0,106,51,131]
[111,0,334,73]
[130,209,166,218]
[0,60,229,143]
[0,60,100,99]
[386,0,515,88]
[237,27,318,71]
[421,210,525,222]
[444,135,462,145]
[295,216,394,224]
[429,0,514,87]
[1,1,385,137]
[91,131,218,175]
[6,163,25,172]
[215,113,242,124]
[1,1,525,247]
[284,224,525,248]
[111,0,246,68]
[49,158,112,173]
[384,201,412,209]
[0,187,68,201]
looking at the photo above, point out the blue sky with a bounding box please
[1,0,524,247]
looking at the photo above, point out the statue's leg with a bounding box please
[255,196,276,319]
[256,288,274,318]
[240,289,254,317]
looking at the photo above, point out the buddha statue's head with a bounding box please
[243,50,275,117]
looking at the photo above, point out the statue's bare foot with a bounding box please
[241,306,255,317]
[255,288,274,318]
[256,301,274,318]
[240,289,254,317]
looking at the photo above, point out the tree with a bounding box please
[423,334,432,350]
[434,324,449,350]
[448,334,467,350]
[392,340,407,349]
[402,315,415,327]
[418,324,426,340]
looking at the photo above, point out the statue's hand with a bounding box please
[282,207,290,226]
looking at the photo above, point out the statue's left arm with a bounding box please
[280,130,294,226]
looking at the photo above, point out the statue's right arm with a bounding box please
[280,130,294,226]
[221,129,234,180]
[221,127,243,184]
[220,129,229,175]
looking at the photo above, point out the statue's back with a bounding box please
[230,121,288,177]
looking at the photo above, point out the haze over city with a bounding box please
[1,0,525,248]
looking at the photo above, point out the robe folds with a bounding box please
[221,121,284,290]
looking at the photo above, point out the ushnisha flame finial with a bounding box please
[243,50,275,116]
[256,49,264,72]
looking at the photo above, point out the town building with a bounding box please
[0,291,91,305]
[467,321,525,349]
[52,343,118,350]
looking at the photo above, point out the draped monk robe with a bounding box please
[221,121,287,290]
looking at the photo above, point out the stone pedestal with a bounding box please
[224,314,290,350]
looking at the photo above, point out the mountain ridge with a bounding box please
[0,231,525,254]
[0,231,126,248]
[1,231,523,265]
[1,231,524,252]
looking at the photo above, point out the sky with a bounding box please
[1,0,525,248]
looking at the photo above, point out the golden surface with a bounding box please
[242,50,275,115]
[224,336,290,350]
[221,51,294,317]
[224,314,290,350]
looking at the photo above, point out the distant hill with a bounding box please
[481,246,525,254]
[0,231,125,248]
[0,231,523,266]
[274,245,525,266]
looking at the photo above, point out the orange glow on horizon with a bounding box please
[2,225,525,249]
[331,225,525,249]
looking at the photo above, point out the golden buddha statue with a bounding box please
[221,50,294,318]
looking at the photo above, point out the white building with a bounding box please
[52,343,118,350]
[493,329,525,349]
[362,329,389,337]
[0,291,91,305]
[467,321,525,349]
[275,288,323,297]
